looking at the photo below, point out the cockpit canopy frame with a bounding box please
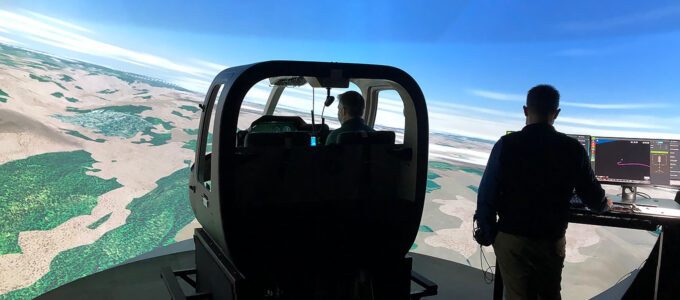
[190,61,429,259]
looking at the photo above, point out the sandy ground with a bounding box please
[0,51,675,297]
[0,58,203,293]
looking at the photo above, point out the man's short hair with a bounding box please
[339,91,365,118]
[527,84,560,114]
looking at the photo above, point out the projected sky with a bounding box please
[1,0,679,140]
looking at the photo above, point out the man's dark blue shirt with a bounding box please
[325,118,374,145]
[475,123,608,243]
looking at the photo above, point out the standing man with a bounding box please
[474,84,612,299]
[325,91,374,145]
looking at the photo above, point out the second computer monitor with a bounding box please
[590,137,680,187]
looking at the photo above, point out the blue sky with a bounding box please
[0,0,679,140]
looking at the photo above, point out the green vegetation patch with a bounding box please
[144,117,174,130]
[179,105,200,113]
[427,170,441,180]
[171,110,192,120]
[95,105,152,115]
[65,107,91,113]
[418,225,434,233]
[467,185,479,193]
[410,243,418,251]
[0,53,19,68]
[55,105,171,146]
[0,150,122,255]
[29,73,51,82]
[130,116,174,146]
[1,43,190,93]
[182,139,197,151]
[97,89,119,94]
[86,213,112,230]
[141,95,151,99]
[64,130,106,143]
[426,180,441,194]
[0,88,7,103]
[182,131,212,152]
[429,161,455,171]
[65,97,79,103]
[3,168,194,299]
[51,92,64,98]
[55,110,152,138]
[75,86,83,90]
[426,167,443,194]
[134,89,149,95]
[183,128,199,135]
[29,74,68,90]
[132,132,172,146]
[59,74,74,82]
[429,161,484,176]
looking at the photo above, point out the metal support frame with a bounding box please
[410,270,438,299]
[653,228,664,300]
[160,267,210,300]
[162,228,438,299]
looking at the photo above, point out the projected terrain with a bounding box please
[0,43,666,300]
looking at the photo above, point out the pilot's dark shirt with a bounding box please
[475,123,609,243]
[325,118,374,145]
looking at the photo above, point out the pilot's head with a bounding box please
[337,91,366,123]
[524,84,561,125]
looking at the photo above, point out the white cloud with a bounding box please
[431,100,671,130]
[556,116,669,130]
[172,77,213,94]
[430,101,524,119]
[469,89,523,101]
[23,10,93,33]
[469,89,670,110]
[0,9,224,90]
[0,35,22,45]
[189,59,228,73]
[560,101,668,109]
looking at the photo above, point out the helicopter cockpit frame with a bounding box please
[185,61,433,299]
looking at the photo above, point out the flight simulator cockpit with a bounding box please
[170,61,435,299]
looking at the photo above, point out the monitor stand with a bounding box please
[621,185,637,203]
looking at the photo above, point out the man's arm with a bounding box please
[475,139,503,245]
[574,146,610,212]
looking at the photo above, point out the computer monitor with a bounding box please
[590,137,680,188]
[568,134,590,154]
[505,131,590,153]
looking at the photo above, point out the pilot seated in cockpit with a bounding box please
[325,91,374,145]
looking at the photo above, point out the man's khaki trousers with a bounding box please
[493,231,566,300]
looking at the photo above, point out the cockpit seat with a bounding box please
[337,131,395,145]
